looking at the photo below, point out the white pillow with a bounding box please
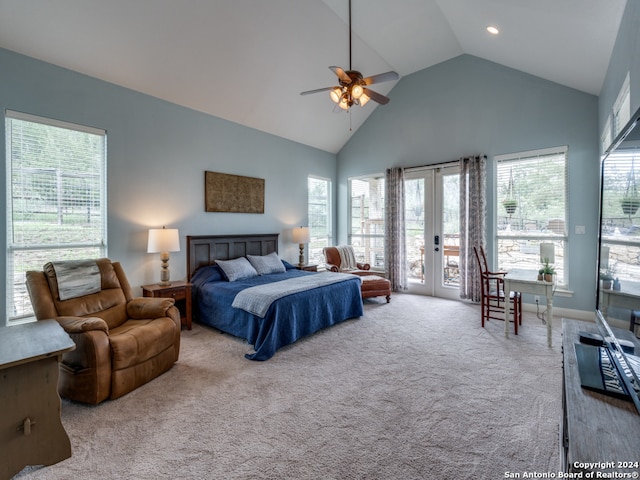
[216,257,258,282]
[246,252,286,275]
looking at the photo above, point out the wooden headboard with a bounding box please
[187,233,279,280]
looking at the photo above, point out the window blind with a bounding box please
[308,176,332,264]
[349,175,385,269]
[495,146,568,284]
[5,110,107,321]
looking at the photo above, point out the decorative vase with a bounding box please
[543,273,553,282]
[613,278,621,291]
[601,279,613,290]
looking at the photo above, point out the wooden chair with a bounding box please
[473,246,522,334]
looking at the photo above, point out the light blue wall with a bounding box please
[4,16,637,319]
[599,0,640,139]
[0,47,336,316]
[337,54,600,312]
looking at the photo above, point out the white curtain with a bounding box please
[459,155,486,302]
[385,167,407,291]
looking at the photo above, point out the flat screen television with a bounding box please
[592,105,640,414]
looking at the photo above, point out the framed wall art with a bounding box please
[204,171,265,214]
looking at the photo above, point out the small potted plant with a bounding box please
[541,258,555,282]
[503,199,518,215]
[503,167,518,215]
[599,264,616,290]
[620,196,640,216]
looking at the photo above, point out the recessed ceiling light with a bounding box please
[486,25,499,35]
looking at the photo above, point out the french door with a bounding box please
[404,165,460,299]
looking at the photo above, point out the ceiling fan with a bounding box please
[300,0,399,111]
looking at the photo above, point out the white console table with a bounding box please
[503,268,554,347]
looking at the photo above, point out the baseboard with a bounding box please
[521,302,594,322]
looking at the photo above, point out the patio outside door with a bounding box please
[404,166,460,299]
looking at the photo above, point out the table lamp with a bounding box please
[540,242,555,264]
[147,227,180,285]
[292,226,311,266]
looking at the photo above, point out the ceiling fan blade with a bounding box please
[329,66,352,84]
[300,86,336,96]
[363,71,399,86]
[363,88,390,105]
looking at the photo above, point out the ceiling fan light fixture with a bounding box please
[329,87,342,103]
[299,0,397,113]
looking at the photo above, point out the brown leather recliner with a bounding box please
[26,258,181,404]
[323,245,374,276]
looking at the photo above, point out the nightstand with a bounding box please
[296,264,318,272]
[142,280,192,330]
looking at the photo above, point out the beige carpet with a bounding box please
[15,293,563,480]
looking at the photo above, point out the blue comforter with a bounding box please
[191,264,363,360]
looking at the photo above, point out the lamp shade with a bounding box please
[147,228,180,253]
[539,242,555,264]
[292,226,311,244]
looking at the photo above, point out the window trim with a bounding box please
[348,173,385,272]
[612,72,631,138]
[494,146,569,287]
[5,110,107,323]
[601,114,613,155]
[307,174,333,265]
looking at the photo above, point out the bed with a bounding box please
[187,234,364,360]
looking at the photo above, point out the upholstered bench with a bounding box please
[360,275,391,303]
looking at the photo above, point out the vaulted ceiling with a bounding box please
[0,0,627,153]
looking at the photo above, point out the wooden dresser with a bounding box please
[561,319,640,475]
[0,320,75,480]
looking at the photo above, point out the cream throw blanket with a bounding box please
[336,245,358,271]
[232,272,360,318]
[52,259,101,301]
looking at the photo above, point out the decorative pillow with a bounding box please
[246,252,286,275]
[216,257,258,282]
[190,264,225,285]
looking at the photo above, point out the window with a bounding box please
[600,149,640,285]
[613,73,631,138]
[307,175,332,265]
[495,147,568,285]
[349,175,385,270]
[6,111,107,322]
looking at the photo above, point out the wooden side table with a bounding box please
[0,320,75,480]
[142,281,192,330]
[296,264,318,272]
